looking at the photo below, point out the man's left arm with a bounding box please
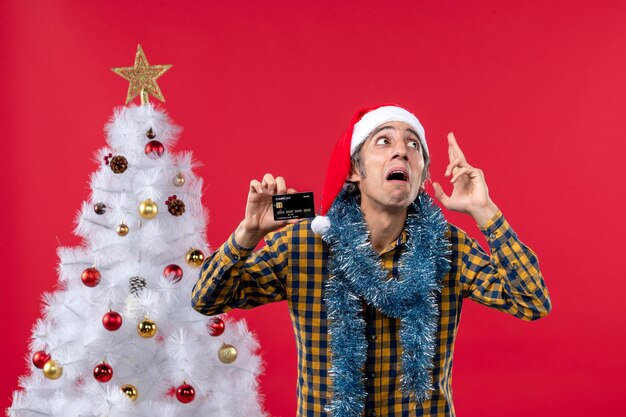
[433,132,551,319]
[450,212,551,320]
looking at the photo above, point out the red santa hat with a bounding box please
[311,104,428,235]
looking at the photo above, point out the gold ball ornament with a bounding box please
[138,199,158,220]
[116,222,129,237]
[173,172,185,187]
[217,344,238,364]
[43,360,63,380]
[137,317,157,338]
[186,249,205,268]
[121,384,138,401]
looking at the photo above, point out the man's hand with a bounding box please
[432,133,498,227]
[234,173,297,248]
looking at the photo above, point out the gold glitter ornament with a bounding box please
[121,384,138,401]
[218,344,238,364]
[138,199,158,219]
[137,317,157,338]
[43,360,63,380]
[111,45,172,105]
[173,172,185,187]
[116,222,129,237]
[186,249,205,267]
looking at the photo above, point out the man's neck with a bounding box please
[361,204,408,253]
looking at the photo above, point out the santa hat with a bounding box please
[311,104,428,235]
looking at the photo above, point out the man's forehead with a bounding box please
[371,122,420,137]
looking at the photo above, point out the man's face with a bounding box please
[348,121,426,213]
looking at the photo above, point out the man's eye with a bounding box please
[376,137,389,145]
[408,140,420,150]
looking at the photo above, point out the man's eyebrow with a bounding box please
[370,125,395,137]
[405,128,420,139]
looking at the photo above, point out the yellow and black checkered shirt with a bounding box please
[192,211,551,417]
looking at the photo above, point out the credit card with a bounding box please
[272,192,315,220]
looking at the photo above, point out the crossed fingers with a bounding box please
[444,133,478,183]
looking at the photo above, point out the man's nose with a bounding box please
[391,142,408,160]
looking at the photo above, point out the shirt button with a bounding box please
[512,262,519,270]
[369,334,377,342]
[489,233,496,239]
[369,372,376,378]
[233,254,239,261]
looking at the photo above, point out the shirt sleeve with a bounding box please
[453,211,552,321]
[191,229,290,316]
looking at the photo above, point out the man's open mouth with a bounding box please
[386,169,409,182]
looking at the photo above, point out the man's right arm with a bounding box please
[191,229,290,316]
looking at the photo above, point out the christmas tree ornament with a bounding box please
[94,202,107,215]
[93,362,113,383]
[145,140,165,159]
[102,310,123,331]
[116,222,129,237]
[146,128,156,139]
[163,264,183,283]
[165,195,185,216]
[173,172,185,187]
[103,153,113,165]
[32,350,51,369]
[137,317,157,338]
[218,344,238,364]
[129,276,147,295]
[42,360,63,380]
[175,382,195,403]
[121,384,138,401]
[186,249,204,267]
[109,155,128,174]
[112,44,172,105]
[81,267,101,287]
[138,198,158,219]
[208,318,225,336]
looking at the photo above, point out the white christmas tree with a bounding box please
[7,45,266,417]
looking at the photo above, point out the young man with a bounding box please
[192,105,551,417]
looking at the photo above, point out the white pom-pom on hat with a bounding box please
[312,104,427,236]
[311,215,331,235]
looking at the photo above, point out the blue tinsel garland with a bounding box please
[322,189,451,416]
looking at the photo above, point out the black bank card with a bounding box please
[272,192,315,220]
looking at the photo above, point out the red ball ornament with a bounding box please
[102,311,123,331]
[208,318,225,336]
[32,350,51,369]
[93,362,113,383]
[81,267,101,287]
[163,264,183,283]
[176,383,195,403]
[144,140,164,159]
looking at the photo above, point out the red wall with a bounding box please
[2,1,625,416]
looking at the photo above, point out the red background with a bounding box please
[1,1,625,415]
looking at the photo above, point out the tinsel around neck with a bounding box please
[322,189,451,417]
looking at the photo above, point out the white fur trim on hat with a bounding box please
[350,106,428,156]
[311,215,331,236]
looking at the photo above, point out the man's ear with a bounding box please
[348,169,361,183]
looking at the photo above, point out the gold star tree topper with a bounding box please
[112,45,172,105]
